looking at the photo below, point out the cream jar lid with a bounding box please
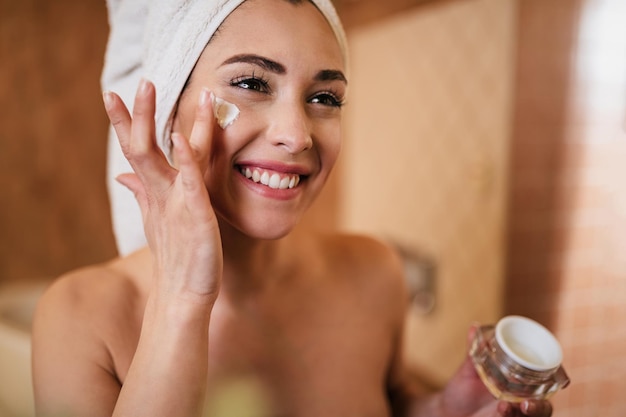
[495,315,563,371]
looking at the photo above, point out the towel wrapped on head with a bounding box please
[101,0,348,256]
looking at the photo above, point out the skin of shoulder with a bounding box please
[322,233,432,408]
[32,259,145,417]
[316,232,408,301]
[256,231,415,415]
[311,231,410,361]
[319,233,437,407]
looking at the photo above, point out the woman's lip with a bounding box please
[235,161,311,176]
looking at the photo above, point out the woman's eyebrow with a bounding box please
[220,54,347,84]
[220,54,286,74]
[316,69,347,84]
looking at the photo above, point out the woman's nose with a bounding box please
[266,103,313,154]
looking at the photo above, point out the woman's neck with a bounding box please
[218,219,295,301]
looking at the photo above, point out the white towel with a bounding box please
[101,0,348,256]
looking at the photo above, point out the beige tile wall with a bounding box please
[340,0,518,384]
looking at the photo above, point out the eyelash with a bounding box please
[229,73,345,108]
[309,90,345,108]
[230,71,271,94]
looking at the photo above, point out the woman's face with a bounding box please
[173,0,346,240]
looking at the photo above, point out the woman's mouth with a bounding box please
[238,166,302,190]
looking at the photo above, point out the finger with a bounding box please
[103,91,132,154]
[471,401,500,417]
[115,173,149,218]
[130,79,158,155]
[127,79,172,186]
[467,322,481,345]
[171,132,213,218]
[188,88,216,168]
[457,355,481,379]
[116,173,145,201]
[521,400,553,417]
[497,402,525,417]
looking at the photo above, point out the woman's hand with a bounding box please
[438,356,553,417]
[437,326,553,417]
[103,79,222,304]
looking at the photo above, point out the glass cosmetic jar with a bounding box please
[469,315,570,402]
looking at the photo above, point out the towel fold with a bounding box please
[102,0,348,256]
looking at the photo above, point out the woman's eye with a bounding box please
[310,92,344,108]
[231,76,270,93]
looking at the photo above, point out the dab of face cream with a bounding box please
[212,94,240,129]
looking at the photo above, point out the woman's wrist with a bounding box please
[144,284,216,330]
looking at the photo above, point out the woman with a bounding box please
[32,1,553,416]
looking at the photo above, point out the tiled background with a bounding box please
[506,0,626,415]
[339,0,626,414]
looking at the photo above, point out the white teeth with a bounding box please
[279,177,290,190]
[269,173,281,189]
[239,167,301,190]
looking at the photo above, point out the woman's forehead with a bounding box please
[208,0,344,68]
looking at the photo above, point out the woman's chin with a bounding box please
[219,214,302,241]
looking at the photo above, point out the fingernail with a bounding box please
[521,401,534,414]
[102,91,114,110]
[199,88,210,107]
[138,78,150,95]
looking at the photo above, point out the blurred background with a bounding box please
[0,0,625,416]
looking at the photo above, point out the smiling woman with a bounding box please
[31,1,553,417]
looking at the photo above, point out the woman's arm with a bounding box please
[32,270,215,417]
[108,80,222,417]
[32,271,127,417]
[33,80,222,417]
[113,290,213,417]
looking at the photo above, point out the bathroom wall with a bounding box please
[505,0,626,415]
[338,0,517,384]
[0,0,117,283]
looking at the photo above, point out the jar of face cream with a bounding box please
[469,316,570,402]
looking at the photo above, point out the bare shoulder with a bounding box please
[318,232,405,279]
[311,232,409,313]
[33,253,148,367]
[34,258,144,336]
[32,256,146,415]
